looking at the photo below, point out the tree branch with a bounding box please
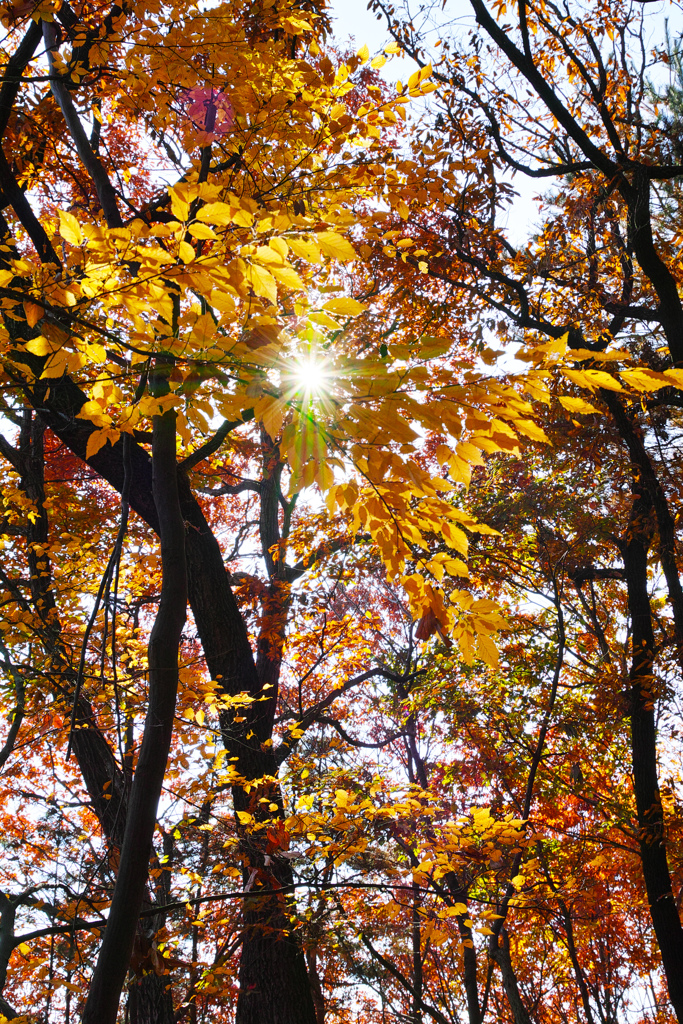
[43,21,122,228]
[178,412,253,473]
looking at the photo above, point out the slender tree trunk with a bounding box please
[621,491,683,1021]
[489,931,533,1024]
[4,410,174,1024]
[231,431,316,1024]
[306,948,326,1024]
[82,395,187,1024]
[411,882,423,1024]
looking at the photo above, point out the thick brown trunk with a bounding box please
[128,971,174,1024]
[237,889,316,1024]
[231,743,316,1024]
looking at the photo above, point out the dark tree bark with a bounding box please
[619,490,683,1021]
[82,390,187,1024]
[0,410,175,1024]
[306,948,326,1024]
[28,378,316,1023]
[489,931,533,1024]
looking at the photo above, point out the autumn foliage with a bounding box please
[0,0,681,1022]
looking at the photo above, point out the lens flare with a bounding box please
[290,355,329,396]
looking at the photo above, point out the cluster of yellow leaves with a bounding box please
[0,0,567,666]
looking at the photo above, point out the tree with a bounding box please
[366,0,683,1017]
[0,0,523,1020]
[1,0,683,1021]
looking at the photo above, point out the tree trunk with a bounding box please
[128,971,174,1024]
[490,931,533,1024]
[621,490,683,1021]
[82,394,187,1024]
[7,410,174,1023]
[231,742,317,1024]
[306,948,326,1024]
[26,378,317,1023]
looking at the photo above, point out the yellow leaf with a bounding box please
[289,237,321,263]
[664,368,683,388]
[620,368,669,392]
[178,240,195,264]
[309,311,339,329]
[476,633,499,668]
[86,343,107,362]
[514,418,549,443]
[23,301,43,327]
[317,231,356,262]
[76,400,107,424]
[322,297,366,316]
[357,43,370,62]
[25,336,55,357]
[255,245,284,266]
[247,264,277,304]
[196,202,234,226]
[85,428,116,459]
[188,222,218,240]
[448,455,471,487]
[254,395,287,438]
[558,395,601,414]
[58,210,83,246]
[209,289,236,313]
[456,441,484,466]
[40,350,68,378]
[563,368,623,392]
[271,265,305,290]
[170,191,190,221]
[269,237,289,259]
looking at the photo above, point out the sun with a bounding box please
[289,355,330,396]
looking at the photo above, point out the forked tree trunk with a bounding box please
[24,376,316,1023]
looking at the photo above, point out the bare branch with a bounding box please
[178,412,253,473]
[43,22,122,228]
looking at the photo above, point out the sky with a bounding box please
[329,0,419,80]
[327,0,683,246]
[330,0,683,56]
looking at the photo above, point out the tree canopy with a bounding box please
[0,0,682,1022]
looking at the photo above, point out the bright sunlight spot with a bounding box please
[289,355,330,396]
